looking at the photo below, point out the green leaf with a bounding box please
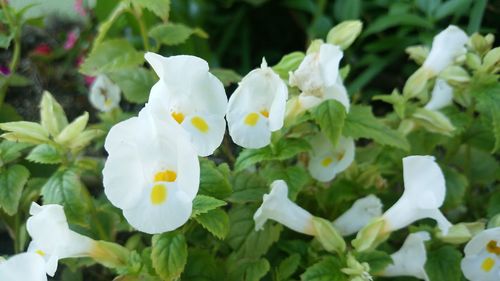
[151,232,188,280]
[276,254,301,281]
[272,52,305,80]
[354,250,392,274]
[26,144,62,164]
[227,257,271,281]
[109,68,156,104]
[425,246,463,281]
[313,99,347,147]
[80,39,144,76]
[149,23,206,46]
[0,33,13,49]
[333,0,361,21]
[413,108,456,136]
[194,208,230,239]
[191,194,227,217]
[234,149,271,172]
[211,68,242,87]
[41,169,89,224]
[55,112,89,145]
[0,141,30,164]
[343,105,410,151]
[40,91,68,137]
[363,14,433,36]
[183,249,224,280]
[373,90,405,119]
[475,84,500,153]
[487,192,500,218]
[199,159,232,199]
[0,121,49,144]
[468,0,487,33]
[132,0,170,21]
[260,164,310,200]
[0,165,29,215]
[443,167,468,210]
[434,0,471,20]
[301,256,347,281]
[228,172,268,203]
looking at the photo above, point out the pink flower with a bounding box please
[33,43,52,56]
[64,30,79,50]
[74,0,86,17]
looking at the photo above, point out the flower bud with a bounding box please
[440,66,470,86]
[326,20,363,50]
[406,45,429,65]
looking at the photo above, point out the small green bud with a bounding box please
[406,45,429,65]
[40,91,68,137]
[481,47,500,73]
[485,33,495,46]
[403,67,433,99]
[89,240,131,269]
[326,20,363,50]
[306,39,324,54]
[465,53,482,70]
[440,66,470,86]
[412,108,455,136]
[469,33,492,55]
[437,222,485,244]
[341,253,372,281]
[55,112,89,145]
[311,216,346,254]
[352,217,390,252]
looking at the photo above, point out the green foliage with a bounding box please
[301,256,347,281]
[275,253,301,281]
[313,99,347,147]
[26,144,62,164]
[149,23,207,46]
[425,246,463,281]
[199,159,232,199]
[354,250,392,274]
[151,232,188,280]
[191,195,227,217]
[109,68,156,104]
[194,208,229,239]
[0,164,29,215]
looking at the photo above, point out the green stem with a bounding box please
[131,7,150,51]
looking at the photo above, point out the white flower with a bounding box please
[461,227,500,281]
[89,75,121,112]
[0,252,47,281]
[382,155,452,234]
[333,195,383,236]
[103,106,199,234]
[308,134,355,182]
[227,59,288,149]
[289,43,350,112]
[26,202,95,276]
[424,79,454,111]
[145,52,227,157]
[422,25,468,74]
[253,180,315,235]
[381,231,431,280]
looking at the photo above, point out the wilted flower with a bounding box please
[461,227,500,281]
[145,52,227,156]
[382,155,452,234]
[424,79,454,111]
[89,75,121,112]
[380,231,431,280]
[333,195,383,236]
[103,107,199,234]
[0,252,47,281]
[254,180,315,235]
[227,59,288,149]
[422,25,468,74]
[308,134,355,182]
[26,202,95,276]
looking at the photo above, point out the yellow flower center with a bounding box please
[244,112,260,126]
[481,257,495,272]
[260,110,269,118]
[35,250,45,256]
[171,111,185,124]
[487,240,500,254]
[321,156,333,167]
[191,116,209,133]
[154,170,177,182]
[150,184,167,205]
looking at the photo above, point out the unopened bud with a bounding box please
[440,66,470,86]
[465,53,481,70]
[403,67,433,99]
[406,45,429,65]
[469,33,492,55]
[326,20,363,50]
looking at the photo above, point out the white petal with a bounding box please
[89,75,121,112]
[333,194,383,236]
[423,25,468,73]
[0,253,47,281]
[145,53,209,88]
[181,113,226,157]
[324,77,350,112]
[28,241,59,276]
[403,155,446,209]
[318,44,343,87]
[308,134,355,182]
[26,204,70,251]
[461,254,500,281]
[254,180,315,235]
[123,182,193,234]
[424,79,453,111]
[227,110,271,149]
[298,94,323,110]
[464,227,500,256]
[268,78,288,131]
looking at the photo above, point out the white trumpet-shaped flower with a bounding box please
[422,25,468,74]
[308,134,355,182]
[145,52,227,156]
[0,252,47,281]
[227,59,288,149]
[424,79,454,111]
[254,180,315,235]
[461,227,500,281]
[290,43,350,112]
[26,202,95,276]
[89,75,121,112]
[382,156,452,234]
[103,106,199,234]
[380,231,431,280]
[333,195,383,236]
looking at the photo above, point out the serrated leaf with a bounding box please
[183,249,224,280]
[151,232,187,280]
[354,250,392,274]
[443,167,468,210]
[475,84,500,152]
[313,99,347,147]
[41,169,89,224]
[109,68,156,104]
[0,165,29,215]
[199,159,232,199]
[55,112,89,145]
[276,254,301,281]
[301,257,347,281]
[132,0,170,21]
[228,172,268,203]
[149,23,205,46]
[26,144,62,164]
[0,121,49,144]
[343,105,410,151]
[191,194,227,217]
[425,246,463,281]
[194,208,229,239]
[40,91,68,137]
[80,39,144,76]
[0,141,30,164]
